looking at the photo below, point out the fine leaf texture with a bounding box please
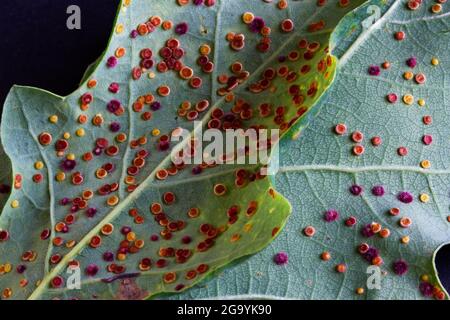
[0,0,363,299]
[174,0,450,300]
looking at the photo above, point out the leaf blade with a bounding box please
[0,0,365,300]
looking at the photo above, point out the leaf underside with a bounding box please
[174,0,450,300]
[0,0,365,300]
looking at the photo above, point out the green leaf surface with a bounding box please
[0,138,12,212]
[174,0,450,300]
[0,0,363,299]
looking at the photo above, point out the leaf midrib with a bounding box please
[279,164,450,175]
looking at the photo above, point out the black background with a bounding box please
[0,0,117,105]
[0,0,449,297]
